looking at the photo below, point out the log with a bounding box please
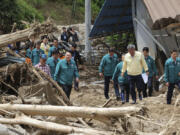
[166,23,180,35]
[0,109,15,117]
[101,98,112,107]
[152,17,177,30]
[0,115,109,135]
[1,95,17,101]
[0,79,25,104]
[19,83,45,97]
[32,67,67,106]
[12,97,44,104]
[0,20,58,48]
[32,68,88,126]
[0,104,143,122]
[3,48,21,57]
[32,68,44,81]
[37,68,72,106]
[88,98,112,123]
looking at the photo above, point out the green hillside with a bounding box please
[28,0,104,24]
[0,0,104,33]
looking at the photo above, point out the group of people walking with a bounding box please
[25,32,82,99]
[25,34,180,104]
[99,44,180,104]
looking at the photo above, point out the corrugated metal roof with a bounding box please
[89,0,133,38]
[143,0,180,22]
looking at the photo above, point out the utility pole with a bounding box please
[85,0,91,59]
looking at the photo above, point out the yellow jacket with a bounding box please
[40,43,50,55]
[122,51,148,76]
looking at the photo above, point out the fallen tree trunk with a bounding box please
[32,67,88,126]
[0,79,25,104]
[12,97,44,104]
[37,68,72,106]
[0,104,143,122]
[0,20,58,48]
[32,67,68,106]
[0,115,109,135]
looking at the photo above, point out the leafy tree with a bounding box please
[0,0,104,33]
[26,0,47,8]
[0,0,44,34]
[105,32,136,52]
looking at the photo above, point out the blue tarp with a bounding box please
[89,0,133,38]
[0,56,25,67]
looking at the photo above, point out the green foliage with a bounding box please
[16,0,44,22]
[0,0,44,33]
[105,32,136,52]
[75,0,104,21]
[91,0,104,20]
[26,0,47,8]
[0,0,104,33]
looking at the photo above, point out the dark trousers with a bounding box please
[143,77,153,97]
[74,65,79,89]
[167,81,180,104]
[128,75,144,102]
[119,83,130,102]
[59,83,72,99]
[104,76,119,98]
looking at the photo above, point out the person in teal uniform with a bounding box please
[46,49,60,79]
[112,54,129,103]
[26,42,34,59]
[164,50,180,104]
[142,47,158,97]
[54,51,79,99]
[99,48,119,99]
[32,41,45,66]
[48,39,63,57]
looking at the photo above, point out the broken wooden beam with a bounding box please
[0,115,110,135]
[37,68,72,106]
[0,104,143,123]
[0,20,58,48]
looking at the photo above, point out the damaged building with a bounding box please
[90,0,180,74]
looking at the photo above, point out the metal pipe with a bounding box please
[85,0,92,58]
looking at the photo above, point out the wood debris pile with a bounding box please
[0,63,179,135]
[0,63,148,135]
[0,19,58,48]
[152,15,180,35]
[0,21,180,135]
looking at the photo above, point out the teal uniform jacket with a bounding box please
[112,62,128,84]
[143,56,158,77]
[32,48,44,66]
[99,54,119,76]
[46,57,60,79]
[48,46,63,57]
[54,59,79,85]
[164,57,180,83]
[26,49,32,59]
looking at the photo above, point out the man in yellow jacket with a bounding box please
[122,44,149,104]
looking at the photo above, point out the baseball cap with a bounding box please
[40,54,47,60]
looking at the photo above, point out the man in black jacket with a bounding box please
[70,44,83,91]
[61,27,69,42]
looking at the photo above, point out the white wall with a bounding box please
[134,0,157,59]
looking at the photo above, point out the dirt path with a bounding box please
[70,66,180,135]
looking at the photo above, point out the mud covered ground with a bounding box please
[71,66,180,135]
[0,64,180,135]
